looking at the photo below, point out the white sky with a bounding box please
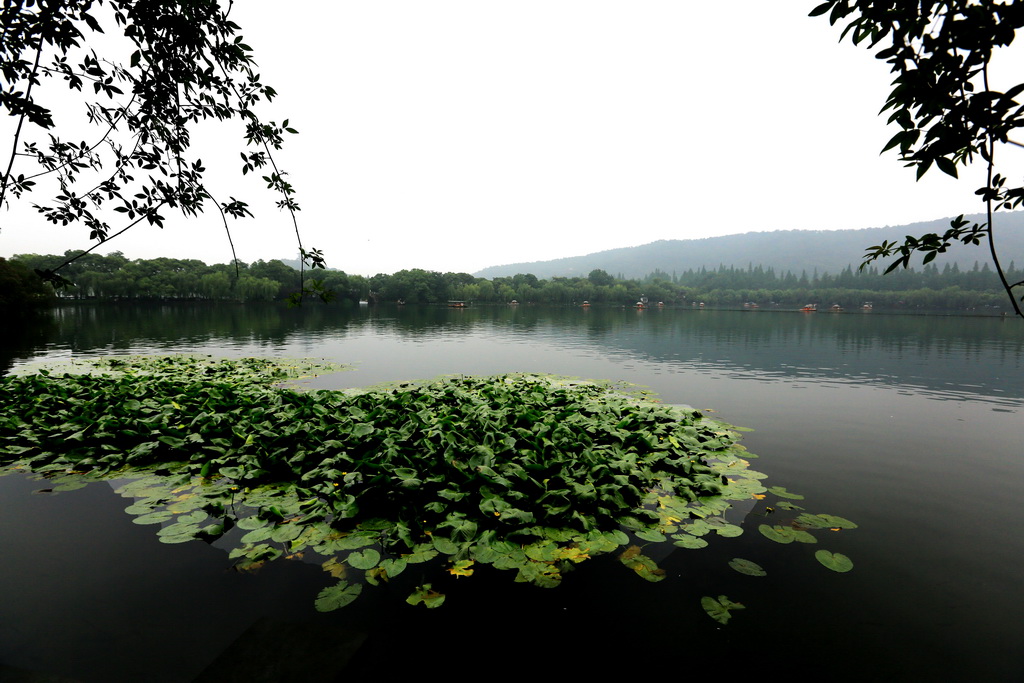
[2,1,1023,276]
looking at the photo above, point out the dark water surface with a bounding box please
[2,304,1022,681]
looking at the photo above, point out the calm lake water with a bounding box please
[2,303,1023,681]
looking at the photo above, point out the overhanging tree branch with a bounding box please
[0,41,44,210]
[1,0,328,302]
[815,0,1024,318]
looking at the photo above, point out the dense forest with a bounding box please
[7,251,1020,312]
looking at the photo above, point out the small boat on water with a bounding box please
[448,300,467,308]
[581,300,591,308]
[830,304,843,312]
[801,304,818,312]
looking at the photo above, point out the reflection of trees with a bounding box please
[12,304,1023,401]
[542,308,1024,400]
[0,310,55,375]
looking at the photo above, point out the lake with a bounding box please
[2,303,1023,681]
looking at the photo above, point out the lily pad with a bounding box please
[634,527,668,543]
[758,524,817,544]
[767,486,805,500]
[132,511,174,525]
[715,523,744,538]
[347,548,381,570]
[379,557,407,578]
[407,584,446,608]
[728,558,766,576]
[315,581,363,612]
[797,513,858,530]
[815,550,854,573]
[701,595,745,624]
[672,534,709,549]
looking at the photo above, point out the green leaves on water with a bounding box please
[672,534,709,549]
[315,581,363,612]
[619,545,666,582]
[347,549,380,570]
[133,511,174,525]
[407,584,446,609]
[0,355,857,616]
[759,524,817,544]
[815,550,854,573]
[728,558,767,577]
[767,486,805,500]
[701,595,745,624]
[795,513,858,530]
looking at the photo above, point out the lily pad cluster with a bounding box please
[0,355,853,614]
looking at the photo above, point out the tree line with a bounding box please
[5,252,1020,313]
[9,252,358,304]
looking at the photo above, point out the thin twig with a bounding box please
[47,201,169,274]
[23,90,141,182]
[202,187,241,281]
[982,63,1023,318]
[0,41,44,213]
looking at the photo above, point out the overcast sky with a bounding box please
[3,1,1024,276]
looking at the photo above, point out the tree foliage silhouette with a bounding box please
[813,0,1024,317]
[0,0,327,302]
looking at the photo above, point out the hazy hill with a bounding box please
[474,213,1024,279]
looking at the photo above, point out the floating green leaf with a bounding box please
[347,548,381,570]
[407,584,446,608]
[758,524,817,544]
[634,528,668,543]
[758,524,795,544]
[728,558,766,576]
[815,550,854,573]
[796,513,858,530]
[671,533,709,549]
[132,511,174,525]
[619,546,666,582]
[379,557,407,578]
[431,536,460,555]
[715,523,744,538]
[701,595,745,624]
[767,486,805,500]
[315,581,363,612]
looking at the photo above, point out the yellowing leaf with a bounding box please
[407,584,446,608]
[618,544,642,561]
[322,557,347,579]
[554,546,590,563]
[448,559,475,577]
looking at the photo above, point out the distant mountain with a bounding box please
[474,213,1024,279]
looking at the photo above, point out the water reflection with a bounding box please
[7,303,1022,405]
[3,303,1024,681]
